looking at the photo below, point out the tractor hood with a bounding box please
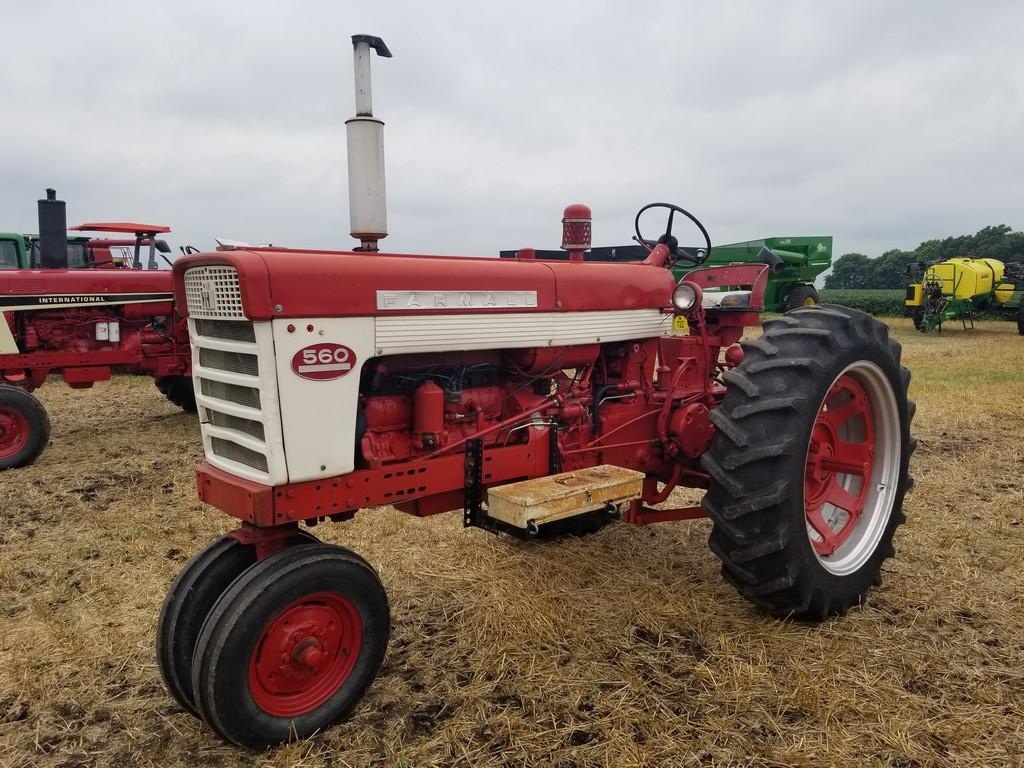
[1,267,174,297]
[172,248,676,321]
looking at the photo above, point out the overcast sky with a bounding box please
[2,1,1022,263]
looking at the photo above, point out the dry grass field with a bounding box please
[1,318,1022,768]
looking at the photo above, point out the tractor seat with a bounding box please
[701,290,752,310]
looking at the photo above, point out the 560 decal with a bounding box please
[291,343,356,381]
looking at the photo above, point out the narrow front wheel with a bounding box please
[191,543,390,749]
[156,530,319,717]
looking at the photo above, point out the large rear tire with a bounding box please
[702,305,915,620]
[191,543,390,749]
[156,376,197,413]
[0,386,50,470]
[1017,303,1024,336]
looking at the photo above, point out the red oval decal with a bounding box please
[291,343,357,381]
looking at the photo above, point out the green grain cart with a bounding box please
[501,235,833,313]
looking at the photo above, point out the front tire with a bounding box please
[702,305,915,620]
[156,376,197,413]
[0,386,50,470]
[156,530,319,717]
[1017,303,1024,336]
[191,543,390,749]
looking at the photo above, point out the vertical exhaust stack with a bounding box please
[38,188,68,269]
[346,34,392,252]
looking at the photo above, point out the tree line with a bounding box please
[824,225,1024,289]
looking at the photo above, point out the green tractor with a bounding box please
[1,232,92,269]
[501,235,832,313]
[686,236,832,312]
[905,257,1024,334]
[1,227,174,272]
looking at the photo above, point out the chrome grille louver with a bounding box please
[199,378,261,410]
[198,347,259,376]
[184,265,285,485]
[210,438,269,473]
[193,318,256,343]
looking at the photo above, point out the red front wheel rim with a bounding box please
[804,373,875,557]
[0,406,29,459]
[248,592,363,717]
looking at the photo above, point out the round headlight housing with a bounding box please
[672,281,702,312]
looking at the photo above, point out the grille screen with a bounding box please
[211,437,269,472]
[193,319,257,343]
[199,347,259,376]
[200,378,261,409]
[184,265,245,319]
[206,409,266,440]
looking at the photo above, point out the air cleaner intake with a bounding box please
[561,203,592,262]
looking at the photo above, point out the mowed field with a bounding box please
[1,318,1022,768]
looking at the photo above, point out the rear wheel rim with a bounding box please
[248,592,362,717]
[803,362,901,576]
[0,406,29,459]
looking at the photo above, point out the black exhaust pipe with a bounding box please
[38,188,68,269]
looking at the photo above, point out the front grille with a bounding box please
[184,265,245,319]
[199,347,259,376]
[200,378,261,410]
[211,438,269,472]
[189,305,277,482]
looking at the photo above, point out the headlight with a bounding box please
[672,281,701,312]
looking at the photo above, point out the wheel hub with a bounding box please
[248,592,362,717]
[804,373,876,557]
[0,406,28,458]
[805,423,837,507]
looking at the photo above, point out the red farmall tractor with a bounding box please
[0,190,193,469]
[158,36,916,749]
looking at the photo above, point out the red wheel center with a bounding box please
[0,407,29,458]
[805,423,837,506]
[804,375,876,557]
[248,593,362,718]
[297,642,324,669]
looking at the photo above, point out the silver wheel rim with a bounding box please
[804,360,902,576]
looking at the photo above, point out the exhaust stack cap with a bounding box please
[346,34,392,251]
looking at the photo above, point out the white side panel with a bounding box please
[0,318,18,353]
[273,317,376,483]
[374,309,671,355]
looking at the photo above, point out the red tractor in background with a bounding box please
[157,36,916,749]
[0,190,194,470]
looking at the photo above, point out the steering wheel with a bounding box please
[633,202,712,267]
